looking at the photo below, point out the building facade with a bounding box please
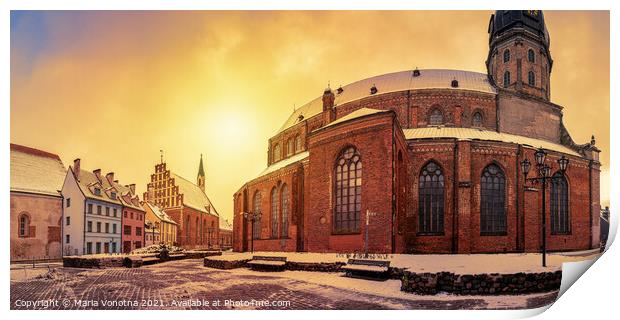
[233,11,602,254]
[106,174,146,253]
[219,219,233,250]
[10,144,66,261]
[143,155,220,249]
[144,222,161,247]
[61,159,124,255]
[143,201,178,246]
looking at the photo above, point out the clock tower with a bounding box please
[486,10,553,100]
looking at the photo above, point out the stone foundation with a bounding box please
[400,270,562,295]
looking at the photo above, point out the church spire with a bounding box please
[197,154,205,192]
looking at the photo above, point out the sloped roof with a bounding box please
[278,69,496,133]
[171,173,219,217]
[219,218,232,231]
[258,151,309,178]
[10,144,66,196]
[112,182,144,211]
[144,202,177,225]
[73,168,123,205]
[321,108,391,130]
[403,127,580,156]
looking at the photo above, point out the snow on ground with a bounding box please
[210,250,600,274]
[10,266,54,281]
[225,266,557,309]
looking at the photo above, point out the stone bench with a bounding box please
[342,259,390,279]
[247,256,287,271]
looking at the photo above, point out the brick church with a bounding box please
[144,155,220,249]
[232,10,602,254]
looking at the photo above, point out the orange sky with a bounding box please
[10,11,610,222]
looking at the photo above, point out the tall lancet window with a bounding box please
[281,184,289,238]
[418,162,445,234]
[334,146,362,233]
[480,164,507,234]
[551,172,570,234]
[252,191,262,239]
[271,187,279,238]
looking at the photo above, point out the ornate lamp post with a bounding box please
[520,149,569,267]
[241,211,262,253]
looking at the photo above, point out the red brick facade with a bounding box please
[144,161,220,249]
[121,207,145,253]
[232,11,602,254]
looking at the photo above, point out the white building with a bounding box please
[61,159,123,255]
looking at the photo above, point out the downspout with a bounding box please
[516,145,521,251]
[589,160,593,249]
[83,198,86,256]
[452,141,458,253]
[60,193,64,258]
[391,120,397,254]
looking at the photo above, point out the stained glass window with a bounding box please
[334,147,362,233]
[480,164,507,234]
[418,162,445,234]
[551,173,570,234]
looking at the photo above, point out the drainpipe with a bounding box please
[452,141,458,253]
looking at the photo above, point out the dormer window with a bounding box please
[110,192,117,200]
[94,187,101,196]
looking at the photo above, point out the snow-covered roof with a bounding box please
[10,144,66,197]
[172,173,219,217]
[112,182,144,211]
[403,127,580,156]
[259,151,309,178]
[321,108,391,130]
[278,69,496,133]
[144,202,177,225]
[73,168,123,205]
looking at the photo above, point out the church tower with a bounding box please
[486,10,553,100]
[197,154,205,192]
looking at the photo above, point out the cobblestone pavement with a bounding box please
[10,259,557,310]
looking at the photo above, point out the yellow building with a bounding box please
[142,202,178,246]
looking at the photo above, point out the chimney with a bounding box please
[73,158,81,179]
[322,86,336,124]
[129,184,136,195]
[105,172,115,185]
[322,86,335,112]
[93,169,102,181]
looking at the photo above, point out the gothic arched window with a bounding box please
[551,172,570,234]
[334,146,362,233]
[503,71,511,88]
[185,216,191,240]
[528,49,536,63]
[295,135,302,153]
[503,49,510,63]
[480,164,507,234]
[18,213,30,237]
[429,108,444,125]
[252,191,262,239]
[196,217,199,242]
[270,187,279,238]
[418,162,444,234]
[273,144,281,162]
[281,184,289,238]
[472,111,483,127]
[287,138,294,156]
[528,71,536,86]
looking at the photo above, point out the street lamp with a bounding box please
[241,211,262,253]
[520,148,569,267]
